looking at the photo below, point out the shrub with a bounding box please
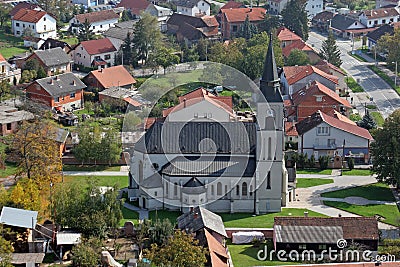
[347,157,355,170]
[309,154,316,168]
[319,155,329,170]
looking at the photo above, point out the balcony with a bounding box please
[313,144,337,150]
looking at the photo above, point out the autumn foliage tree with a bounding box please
[10,179,41,211]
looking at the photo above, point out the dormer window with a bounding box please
[316,96,323,102]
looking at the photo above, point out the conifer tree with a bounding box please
[319,31,343,67]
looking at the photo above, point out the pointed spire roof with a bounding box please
[260,33,283,103]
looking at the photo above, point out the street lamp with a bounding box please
[392,61,398,87]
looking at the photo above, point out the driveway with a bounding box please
[307,31,400,118]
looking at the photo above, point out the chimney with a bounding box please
[72,80,76,86]
[190,207,194,213]
[338,213,342,217]
[183,98,186,108]
[304,211,309,217]
[194,212,199,219]
[49,78,54,85]
[56,75,60,81]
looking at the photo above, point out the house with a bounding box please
[277,27,302,48]
[0,53,21,84]
[52,128,70,157]
[296,110,373,162]
[83,65,136,90]
[10,2,42,17]
[268,0,289,15]
[220,1,246,10]
[103,21,136,50]
[167,13,219,44]
[282,40,321,64]
[284,121,298,144]
[25,47,72,76]
[23,36,45,49]
[117,0,152,18]
[376,0,400,8]
[0,105,34,136]
[25,73,86,111]
[128,35,290,214]
[177,207,229,267]
[274,217,379,252]
[99,87,149,109]
[311,10,335,32]
[69,10,120,34]
[314,60,347,94]
[359,7,400,28]
[305,0,324,19]
[146,4,173,32]
[220,7,266,39]
[282,65,339,95]
[288,80,352,121]
[366,23,395,48]
[330,14,367,38]
[161,87,234,121]
[71,0,99,7]
[39,38,73,53]
[72,38,117,69]
[11,8,56,39]
[173,0,211,17]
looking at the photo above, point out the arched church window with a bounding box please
[242,182,247,196]
[217,182,222,196]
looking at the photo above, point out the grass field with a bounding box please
[296,169,332,175]
[63,165,122,172]
[321,183,395,201]
[346,76,364,93]
[149,210,181,223]
[120,206,139,226]
[61,36,79,45]
[0,162,18,178]
[0,30,28,59]
[63,175,128,189]
[296,178,334,188]
[324,201,400,226]
[370,111,385,127]
[221,208,327,228]
[341,169,372,176]
[228,241,299,267]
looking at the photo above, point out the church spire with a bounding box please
[260,32,283,102]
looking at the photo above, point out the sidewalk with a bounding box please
[123,202,149,220]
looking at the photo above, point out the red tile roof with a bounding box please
[75,10,119,24]
[80,38,116,55]
[117,0,151,15]
[204,229,229,267]
[220,1,245,9]
[285,121,298,136]
[0,53,6,62]
[89,65,136,89]
[330,110,357,125]
[201,15,219,27]
[274,217,379,240]
[282,40,314,57]
[283,65,339,85]
[13,8,47,23]
[277,26,302,42]
[10,2,40,17]
[221,7,266,23]
[315,60,346,75]
[320,111,373,140]
[292,81,351,108]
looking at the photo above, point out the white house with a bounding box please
[296,111,373,164]
[147,5,173,32]
[267,0,289,15]
[175,0,210,17]
[72,38,117,69]
[359,7,400,28]
[71,0,98,7]
[128,36,290,214]
[69,10,120,34]
[11,8,56,39]
[306,0,324,19]
[376,0,400,8]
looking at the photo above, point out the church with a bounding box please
[127,36,290,214]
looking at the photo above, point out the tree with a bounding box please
[52,181,122,237]
[197,38,210,61]
[98,127,122,165]
[371,109,400,188]
[347,157,355,171]
[0,4,11,29]
[24,59,39,72]
[318,155,329,170]
[309,154,316,168]
[357,110,376,130]
[10,179,41,211]
[71,238,102,267]
[124,111,142,131]
[12,120,62,188]
[145,230,208,267]
[0,79,10,102]
[36,66,47,79]
[78,18,95,42]
[120,9,131,22]
[132,12,161,65]
[378,28,400,69]
[148,47,180,74]
[121,32,133,66]
[0,234,13,267]
[182,43,199,63]
[281,0,309,40]
[260,13,281,33]
[286,49,309,66]
[237,15,258,40]
[319,31,342,67]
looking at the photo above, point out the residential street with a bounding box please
[307,31,400,118]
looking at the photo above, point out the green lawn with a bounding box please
[120,206,139,226]
[324,201,400,226]
[228,241,299,267]
[296,178,334,188]
[63,165,122,172]
[0,162,18,178]
[370,111,385,127]
[350,52,368,62]
[346,76,364,93]
[61,36,79,45]
[221,208,328,228]
[321,183,395,201]
[296,169,332,175]
[149,210,181,223]
[341,169,372,176]
[63,175,128,189]
[0,30,28,59]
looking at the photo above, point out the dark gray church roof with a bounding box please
[135,121,257,154]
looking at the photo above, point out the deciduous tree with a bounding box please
[148,47,180,74]
[10,179,41,211]
[286,49,310,66]
[319,31,342,67]
[71,237,102,267]
[378,28,400,69]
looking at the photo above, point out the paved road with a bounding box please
[307,31,400,118]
